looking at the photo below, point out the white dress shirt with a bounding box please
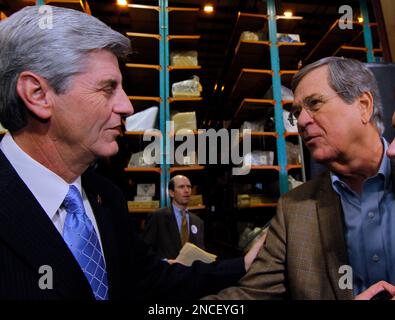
[0,133,105,253]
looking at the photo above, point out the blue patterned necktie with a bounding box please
[62,185,109,300]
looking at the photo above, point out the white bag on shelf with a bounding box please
[125,106,158,132]
[288,175,304,190]
[264,85,294,100]
[243,150,274,166]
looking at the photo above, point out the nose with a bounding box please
[114,88,134,117]
[387,138,395,159]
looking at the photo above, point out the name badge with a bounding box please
[191,225,198,234]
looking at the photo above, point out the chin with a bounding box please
[310,149,336,164]
[95,142,120,158]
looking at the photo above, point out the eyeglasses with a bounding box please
[288,92,346,126]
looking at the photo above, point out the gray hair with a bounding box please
[291,57,384,134]
[0,5,131,132]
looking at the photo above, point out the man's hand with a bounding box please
[244,230,267,271]
[354,281,395,300]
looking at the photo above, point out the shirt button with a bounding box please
[368,212,375,219]
[372,254,380,262]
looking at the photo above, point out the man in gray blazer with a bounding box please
[143,175,205,259]
[204,57,395,300]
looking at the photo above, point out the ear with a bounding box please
[358,91,374,125]
[169,189,174,199]
[16,71,52,120]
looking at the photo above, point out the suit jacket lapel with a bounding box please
[316,172,353,300]
[0,151,93,299]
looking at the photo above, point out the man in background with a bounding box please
[143,175,205,259]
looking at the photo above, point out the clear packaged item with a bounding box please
[128,150,155,168]
[243,150,274,166]
[286,141,301,164]
[172,75,202,97]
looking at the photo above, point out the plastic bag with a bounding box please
[125,106,158,131]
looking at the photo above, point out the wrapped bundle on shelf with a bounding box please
[128,200,159,210]
[240,120,265,132]
[170,50,198,66]
[239,30,266,41]
[172,75,202,97]
[137,183,156,197]
[264,85,294,100]
[188,194,203,207]
[242,150,274,166]
[171,111,197,133]
[125,106,158,131]
[128,150,156,168]
[286,141,301,164]
[276,33,301,42]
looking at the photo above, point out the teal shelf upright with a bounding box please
[267,0,289,195]
[159,0,169,207]
[359,0,375,62]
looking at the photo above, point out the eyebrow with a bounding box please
[97,79,119,88]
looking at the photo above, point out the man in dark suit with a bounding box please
[0,5,262,300]
[143,175,205,259]
[204,57,395,300]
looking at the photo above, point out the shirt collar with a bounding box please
[172,203,188,216]
[0,133,82,220]
[331,137,391,192]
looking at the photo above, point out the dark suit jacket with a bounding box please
[205,168,395,300]
[0,150,245,300]
[143,206,205,259]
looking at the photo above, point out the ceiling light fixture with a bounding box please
[117,0,128,7]
[284,11,293,18]
[203,4,214,14]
